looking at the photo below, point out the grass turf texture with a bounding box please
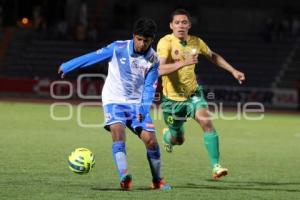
[0,102,300,200]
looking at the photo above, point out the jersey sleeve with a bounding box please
[198,38,212,57]
[157,37,171,58]
[60,42,115,74]
[139,61,159,116]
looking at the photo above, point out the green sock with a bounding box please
[203,130,220,167]
[163,129,176,145]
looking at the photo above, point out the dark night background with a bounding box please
[0,0,299,109]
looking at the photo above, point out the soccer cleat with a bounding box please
[151,178,171,191]
[162,128,173,153]
[120,174,132,190]
[212,164,228,179]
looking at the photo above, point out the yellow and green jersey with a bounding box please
[157,34,211,101]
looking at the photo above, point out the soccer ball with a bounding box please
[68,148,95,174]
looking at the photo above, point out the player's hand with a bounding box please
[58,66,65,79]
[181,54,198,67]
[137,113,143,122]
[232,69,245,84]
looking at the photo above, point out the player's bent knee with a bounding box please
[201,123,214,132]
[147,139,159,149]
[176,137,184,145]
[140,131,159,149]
[110,126,126,141]
[199,119,214,132]
[171,134,184,145]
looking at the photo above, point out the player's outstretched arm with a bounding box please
[208,51,245,84]
[158,55,198,76]
[58,42,115,78]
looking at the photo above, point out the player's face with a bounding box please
[170,14,191,40]
[133,34,153,53]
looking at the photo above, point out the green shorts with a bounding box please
[161,86,208,138]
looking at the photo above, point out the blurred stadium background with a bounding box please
[0,1,300,200]
[0,0,299,109]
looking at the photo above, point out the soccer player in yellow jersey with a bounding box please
[157,9,245,179]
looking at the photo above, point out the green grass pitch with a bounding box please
[0,102,300,200]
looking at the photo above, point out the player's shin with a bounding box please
[203,130,220,166]
[146,146,161,182]
[112,141,129,179]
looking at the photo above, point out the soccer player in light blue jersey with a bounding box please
[58,18,170,191]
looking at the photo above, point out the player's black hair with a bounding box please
[133,18,157,39]
[170,9,191,22]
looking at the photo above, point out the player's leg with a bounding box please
[194,108,228,179]
[130,112,171,190]
[191,86,228,179]
[161,98,186,152]
[103,104,132,189]
[162,121,185,152]
[109,123,132,189]
[139,130,171,190]
[195,108,219,165]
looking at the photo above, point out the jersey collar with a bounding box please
[171,33,190,47]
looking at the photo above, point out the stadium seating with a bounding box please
[0,29,107,78]
[196,32,295,88]
[275,45,300,89]
[0,28,298,89]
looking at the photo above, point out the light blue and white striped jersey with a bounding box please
[60,40,159,115]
